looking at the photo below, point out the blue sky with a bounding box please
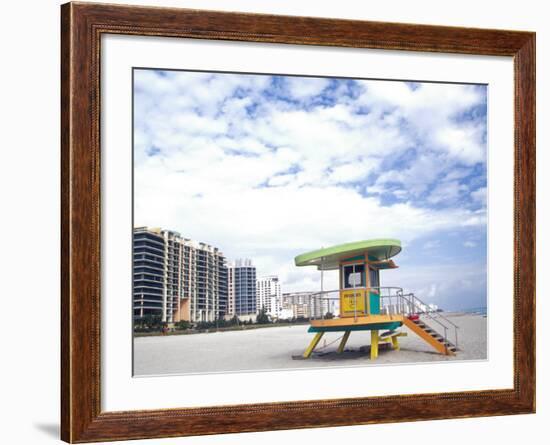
[134,69,487,311]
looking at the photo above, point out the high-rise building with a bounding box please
[256,276,282,318]
[217,256,229,318]
[227,259,256,319]
[133,228,166,319]
[133,227,228,323]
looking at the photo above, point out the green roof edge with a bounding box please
[294,239,402,267]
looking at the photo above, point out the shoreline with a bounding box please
[133,310,485,337]
[134,321,311,337]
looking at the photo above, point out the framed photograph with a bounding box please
[61,2,535,442]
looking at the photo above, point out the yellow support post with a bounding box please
[337,331,351,354]
[391,335,400,350]
[303,332,324,358]
[370,330,379,360]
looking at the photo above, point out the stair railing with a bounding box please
[396,291,459,349]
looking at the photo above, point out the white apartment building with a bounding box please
[256,275,282,318]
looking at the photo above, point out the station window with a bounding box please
[342,264,365,289]
[369,267,380,289]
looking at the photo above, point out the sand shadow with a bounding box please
[293,344,391,362]
[293,343,448,362]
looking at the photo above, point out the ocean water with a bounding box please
[463,306,487,316]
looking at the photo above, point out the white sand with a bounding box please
[134,312,487,376]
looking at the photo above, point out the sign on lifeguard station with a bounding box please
[294,239,459,360]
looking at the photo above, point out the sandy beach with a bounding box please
[134,312,487,376]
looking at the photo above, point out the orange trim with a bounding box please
[310,314,403,328]
[340,259,366,266]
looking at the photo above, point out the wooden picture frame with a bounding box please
[61,2,535,442]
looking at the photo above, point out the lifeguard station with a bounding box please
[294,239,459,360]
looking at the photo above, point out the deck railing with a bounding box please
[302,287,459,349]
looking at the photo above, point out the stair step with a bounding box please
[405,317,457,354]
[405,316,457,355]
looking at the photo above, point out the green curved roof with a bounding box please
[295,239,401,270]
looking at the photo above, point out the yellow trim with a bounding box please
[380,331,407,339]
[370,330,379,360]
[337,331,351,354]
[303,332,324,358]
[391,335,400,350]
[379,331,406,350]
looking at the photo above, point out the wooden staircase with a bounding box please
[403,317,457,355]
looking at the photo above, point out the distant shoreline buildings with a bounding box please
[281,292,336,319]
[133,227,228,323]
[133,226,336,325]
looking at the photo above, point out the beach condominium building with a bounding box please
[227,259,257,318]
[133,227,228,323]
[192,240,228,322]
[133,228,166,319]
[217,256,229,318]
[256,275,282,318]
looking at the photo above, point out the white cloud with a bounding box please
[423,240,441,250]
[133,70,487,296]
[373,154,444,198]
[427,180,468,205]
[286,77,330,100]
[355,81,486,165]
[471,186,487,206]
